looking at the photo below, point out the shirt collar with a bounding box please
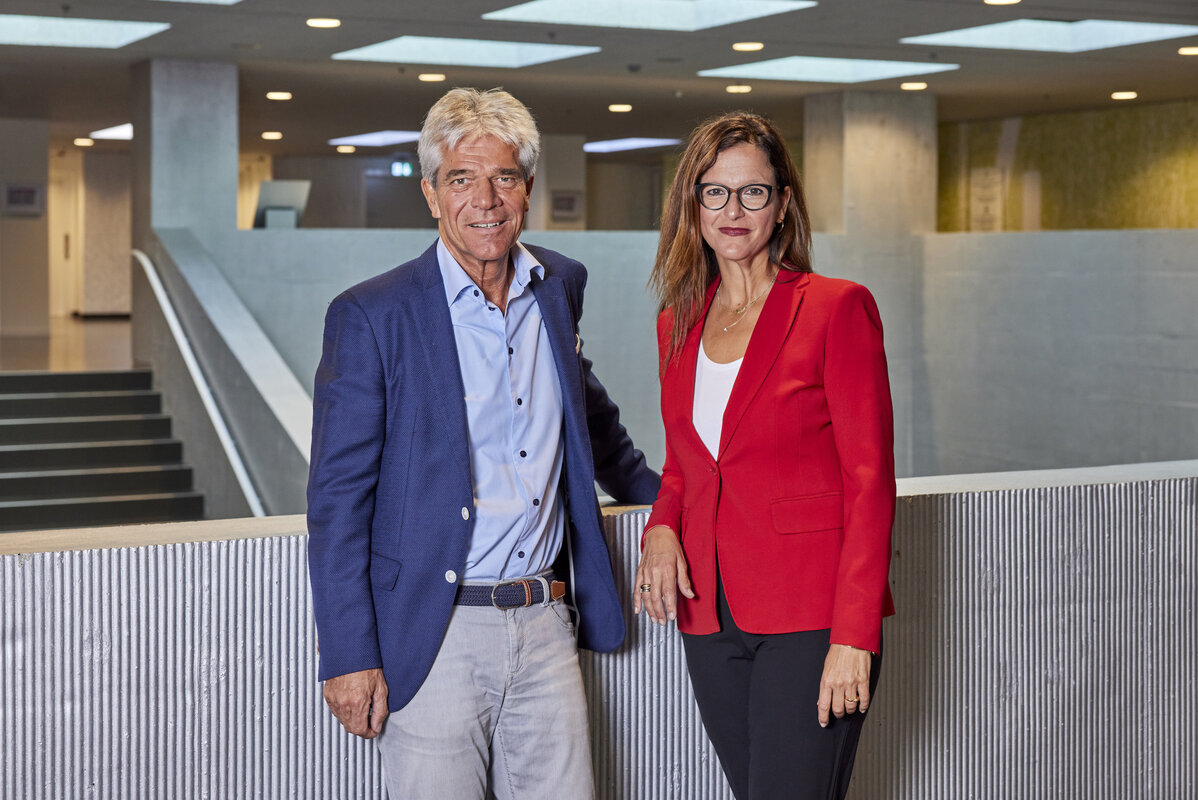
[436,239,545,307]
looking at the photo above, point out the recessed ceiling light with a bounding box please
[1111,91,1138,100]
[333,36,599,68]
[90,123,133,140]
[1180,46,1198,55]
[336,145,356,154]
[0,14,169,48]
[608,104,633,112]
[700,56,958,83]
[983,0,1020,5]
[261,131,283,140]
[418,73,447,82]
[733,42,764,52]
[307,18,341,28]
[902,19,1198,53]
[74,138,95,148]
[266,91,293,101]
[483,0,816,32]
[150,0,241,4]
[328,130,421,147]
[900,81,928,91]
[726,85,753,93]
[583,138,682,154]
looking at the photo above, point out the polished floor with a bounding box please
[0,316,132,373]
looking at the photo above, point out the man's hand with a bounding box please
[324,668,389,739]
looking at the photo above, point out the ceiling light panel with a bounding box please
[333,36,599,68]
[700,56,958,84]
[149,0,241,4]
[584,138,682,153]
[901,20,1198,53]
[90,123,134,140]
[328,131,421,148]
[0,14,169,48]
[483,0,816,32]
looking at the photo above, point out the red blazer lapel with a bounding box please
[663,281,720,467]
[719,271,809,456]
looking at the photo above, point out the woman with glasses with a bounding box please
[633,112,895,800]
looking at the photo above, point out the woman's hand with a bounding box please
[633,525,695,625]
[816,644,872,727]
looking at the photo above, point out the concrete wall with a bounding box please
[0,117,50,336]
[198,225,1198,480]
[138,228,310,514]
[131,256,255,519]
[919,229,1198,474]
[5,460,1196,798]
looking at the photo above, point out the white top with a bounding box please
[693,338,743,459]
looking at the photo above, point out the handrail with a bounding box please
[132,248,266,517]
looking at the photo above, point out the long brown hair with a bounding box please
[650,112,812,364]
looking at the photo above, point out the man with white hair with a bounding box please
[307,87,660,797]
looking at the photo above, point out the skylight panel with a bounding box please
[584,138,682,154]
[0,14,170,48]
[900,19,1198,53]
[90,124,134,140]
[699,56,959,84]
[328,131,421,148]
[332,36,599,68]
[483,0,816,32]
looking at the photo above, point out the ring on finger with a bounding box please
[639,584,652,593]
[845,696,859,703]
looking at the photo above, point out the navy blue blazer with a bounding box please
[307,242,661,711]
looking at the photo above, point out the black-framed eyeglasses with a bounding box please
[695,182,776,211]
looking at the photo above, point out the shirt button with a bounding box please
[445,570,457,583]
[516,397,523,406]
[517,551,525,559]
[473,289,479,297]
[533,498,540,506]
[461,506,470,520]
[508,347,514,355]
[519,450,527,458]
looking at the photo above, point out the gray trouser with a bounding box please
[375,599,594,800]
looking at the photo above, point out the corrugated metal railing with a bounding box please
[2,470,1195,798]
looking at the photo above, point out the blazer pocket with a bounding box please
[771,492,844,534]
[370,553,402,591]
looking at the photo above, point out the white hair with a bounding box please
[418,87,540,185]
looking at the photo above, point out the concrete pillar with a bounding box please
[526,134,587,231]
[131,60,238,249]
[804,91,937,235]
[802,91,939,477]
[0,118,50,336]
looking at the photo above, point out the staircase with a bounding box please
[0,370,204,533]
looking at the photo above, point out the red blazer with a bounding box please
[645,271,896,652]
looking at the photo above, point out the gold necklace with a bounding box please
[716,281,771,332]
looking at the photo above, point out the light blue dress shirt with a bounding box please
[437,240,565,582]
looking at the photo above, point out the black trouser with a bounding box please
[681,582,882,800]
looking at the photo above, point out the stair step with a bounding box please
[0,414,171,445]
[0,440,184,472]
[0,465,194,501]
[0,492,204,533]
[0,370,152,394]
[0,391,161,419]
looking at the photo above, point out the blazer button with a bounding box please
[445,570,457,583]
[461,506,470,520]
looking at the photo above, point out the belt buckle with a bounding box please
[491,578,534,610]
